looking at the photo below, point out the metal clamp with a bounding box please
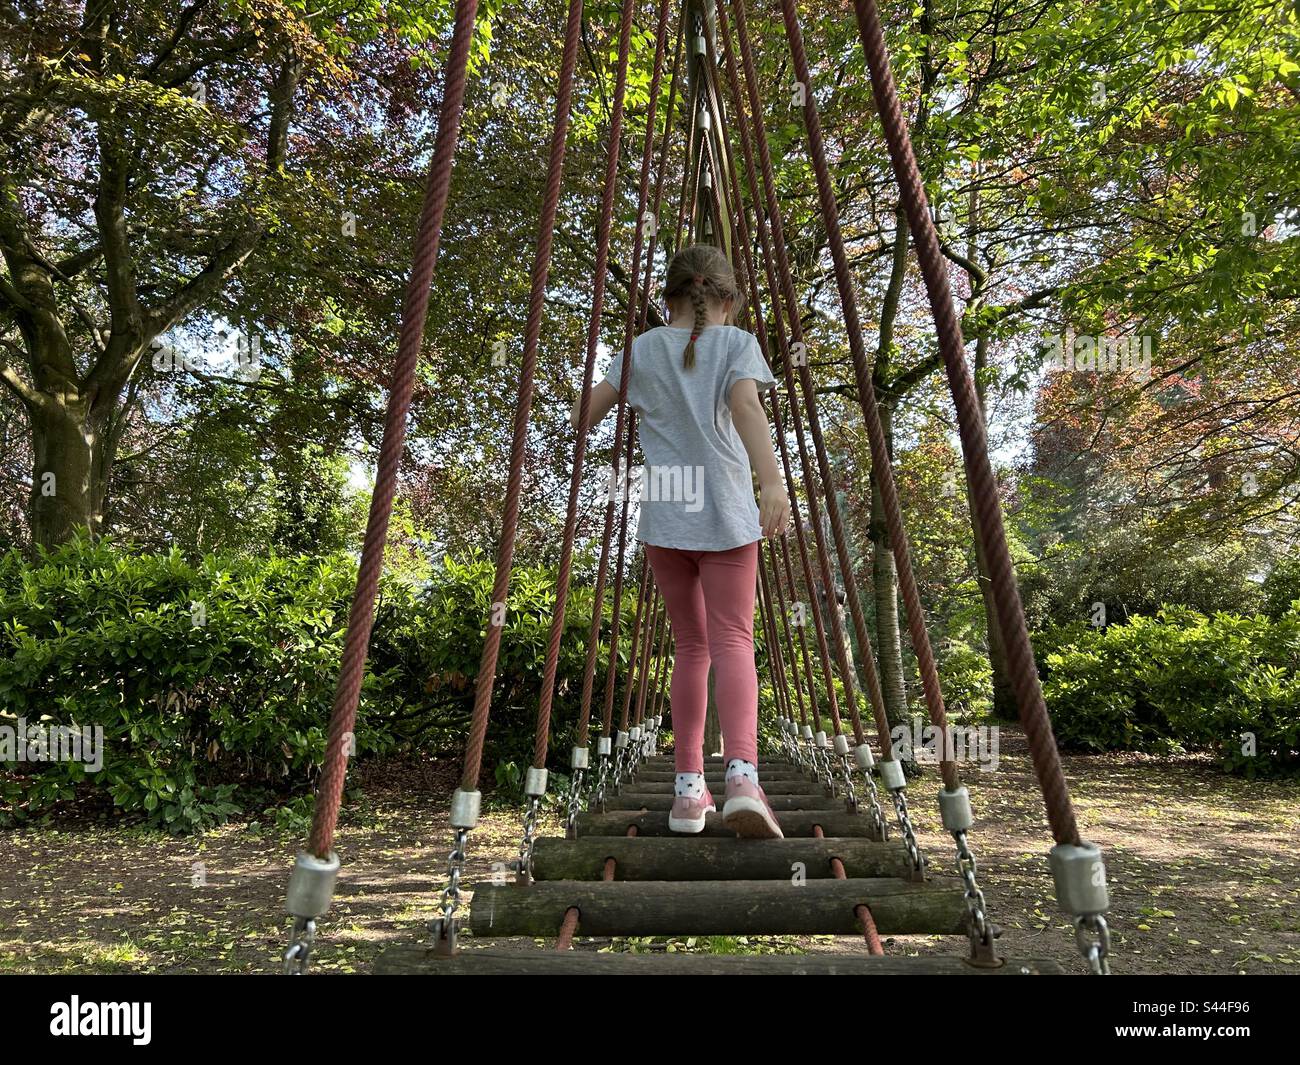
[285,850,341,919]
[281,850,340,975]
[524,766,548,797]
[878,759,907,791]
[449,787,481,830]
[1050,841,1111,975]
[938,786,973,833]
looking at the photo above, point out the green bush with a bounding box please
[0,538,634,830]
[1041,607,1300,774]
[1262,550,1300,620]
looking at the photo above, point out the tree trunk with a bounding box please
[27,389,115,549]
[970,509,1018,720]
[968,334,1017,721]
[869,405,909,735]
[704,669,722,758]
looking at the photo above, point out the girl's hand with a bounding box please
[759,479,792,538]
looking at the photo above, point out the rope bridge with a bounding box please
[281,0,1112,976]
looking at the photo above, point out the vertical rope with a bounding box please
[610,555,651,734]
[779,534,819,729]
[531,0,640,770]
[850,0,1080,842]
[308,0,480,857]
[766,540,807,725]
[634,592,663,726]
[772,0,955,789]
[459,0,586,792]
[579,0,677,749]
[718,2,875,749]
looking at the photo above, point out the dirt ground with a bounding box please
[2,727,1297,975]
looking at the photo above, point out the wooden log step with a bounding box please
[640,757,799,768]
[601,792,842,812]
[376,946,1065,975]
[469,878,967,937]
[531,835,914,881]
[576,809,879,839]
[618,779,828,796]
[631,769,810,784]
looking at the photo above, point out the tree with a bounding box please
[0,0,505,547]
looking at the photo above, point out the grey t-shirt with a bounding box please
[603,324,778,551]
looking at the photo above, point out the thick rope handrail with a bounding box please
[307,0,479,858]
[850,0,1080,845]
[459,0,586,792]
[530,0,639,770]
[756,555,794,722]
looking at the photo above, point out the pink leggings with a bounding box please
[645,541,760,775]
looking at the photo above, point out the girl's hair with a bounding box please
[663,244,740,369]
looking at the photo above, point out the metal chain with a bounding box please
[593,750,611,807]
[431,827,469,950]
[952,828,994,956]
[1074,913,1112,975]
[890,789,925,874]
[612,743,628,786]
[784,729,801,766]
[282,917,315,975]
[860,763,888,840]
[837,752,857,808]
[641,723,656,761]
[564,767,586,835]
[814,743,834,786]
[515,795,541,881]
[844,753,887,839]
[786,729,805,768]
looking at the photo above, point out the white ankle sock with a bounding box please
[725,759,759,785]
[674,772,707,798]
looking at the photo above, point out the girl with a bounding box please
[571,245,792,839]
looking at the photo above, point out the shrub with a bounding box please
[0,538,634,830]
[1041,607,1300,774]
[1262,550,1300,620]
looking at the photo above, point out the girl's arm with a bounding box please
[730,378,792,537]
[570,379,619,432]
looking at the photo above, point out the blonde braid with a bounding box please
[684,275,709,369]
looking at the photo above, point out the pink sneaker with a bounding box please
[668,788,716,834]
[723,777,784,839]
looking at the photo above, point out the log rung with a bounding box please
[616,780,821,795]
[531,835,913,881]
[375,946,1065,975]
[602,793,843,812]
[632,770,811,783]
[469,878,968,937]
[639,758,800,769]
[576,808,880,839]
[619,779,829,796]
